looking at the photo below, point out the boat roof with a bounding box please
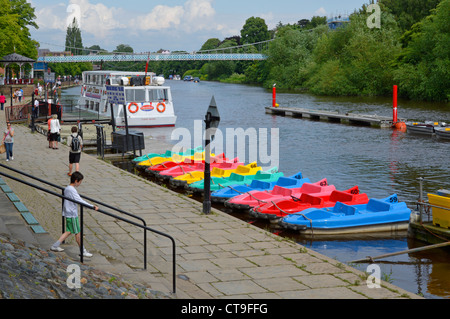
[83,70,153,76]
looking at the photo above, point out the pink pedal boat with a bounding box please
[224,178,333,211]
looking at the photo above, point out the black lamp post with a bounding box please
[203,96,220,214]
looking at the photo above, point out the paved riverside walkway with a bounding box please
[0,103,421,299]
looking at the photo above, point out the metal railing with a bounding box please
[416,177,450,223]
[0,163,176,294]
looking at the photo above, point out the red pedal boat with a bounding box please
[249,186,368,221]
[224,178,333,211]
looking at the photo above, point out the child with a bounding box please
[51,171,98,257]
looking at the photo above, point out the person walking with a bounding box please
[50,172,98,257]
[18,88,23,103]
[49,114,60,149]
[3,122,14,161]
[33,98,39,119]
[67,126,83,176]
[0,93,5,111]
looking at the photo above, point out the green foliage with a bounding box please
[241,17,270,44]
[114,44,134,53]
[264,25,327,89]
[65,18,83,55]
[48,62,93,77]
[200,38,221,51]
[379,0,441,31]
[393,0,450,101]
[0,0,38,59]
[220,73,246,84]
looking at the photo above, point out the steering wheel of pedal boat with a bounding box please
[128,102,139,114]
[157,102,166,113]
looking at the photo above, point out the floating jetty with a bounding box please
[266,84,407,129]
[265,106,401,128]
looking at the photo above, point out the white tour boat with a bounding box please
[78,70,176,127]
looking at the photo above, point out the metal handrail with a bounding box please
[0,166,176,294]
[0,163,148,258]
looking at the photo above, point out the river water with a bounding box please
[61,80,449,299]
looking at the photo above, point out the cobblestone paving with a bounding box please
[0,234,171,299]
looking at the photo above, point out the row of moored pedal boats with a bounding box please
[132,147,413,235]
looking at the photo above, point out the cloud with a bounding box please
[315,7,327,16]
[68,0,126,37]
[34,3,67,30]
[31,0,235,52]
[137,0,216,32]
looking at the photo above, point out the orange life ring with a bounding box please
[128,103,139,114]
[157,102,166,113]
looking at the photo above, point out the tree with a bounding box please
[114,44,134,53]
[379,0,441,31]
[0,0,38,59]
[240,17,270,44]
[297,19,310,28]
[65,17,83,55]
[310,16,327,28]
[393,0,450,101]
[264,25,327,89]
[199,38,221,51]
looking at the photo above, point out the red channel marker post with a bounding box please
[272,84,277,107]
[393,85,398,123]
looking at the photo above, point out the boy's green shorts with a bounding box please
[66,217,81,234]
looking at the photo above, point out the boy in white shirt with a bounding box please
[51,172,98,257]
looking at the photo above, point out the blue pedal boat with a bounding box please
[278,194,411,235]
[212,172,307,204]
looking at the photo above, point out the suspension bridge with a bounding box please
[36,40,272,63]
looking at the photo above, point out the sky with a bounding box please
[29,0,371,54]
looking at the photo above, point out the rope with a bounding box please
[180,165,194,178]
[225,185,245,194]
[271,200,314,237]
[247,192,267,204]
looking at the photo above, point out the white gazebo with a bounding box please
[0,53,36,85]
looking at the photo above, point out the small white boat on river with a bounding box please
[78,70,176,127]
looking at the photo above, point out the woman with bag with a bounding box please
[3,122,14,161]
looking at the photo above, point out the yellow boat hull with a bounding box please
[137,152,212,167]
[428,193,450,229]
[174,162,261,184]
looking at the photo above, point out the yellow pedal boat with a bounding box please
[171,162,261,185]
[137,152,213,167]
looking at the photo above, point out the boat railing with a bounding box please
[0,163,177,294]
[416,177,450,222]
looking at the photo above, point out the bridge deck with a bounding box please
[37,53,267,63]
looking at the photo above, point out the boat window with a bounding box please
[125,89,146,103]
[149,89,168,101]
[95,102,99,112]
